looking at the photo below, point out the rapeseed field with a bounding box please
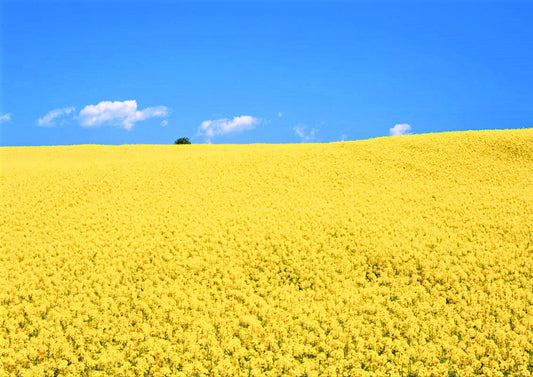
[1,129,532,376]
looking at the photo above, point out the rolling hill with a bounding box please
[1,129,532,376]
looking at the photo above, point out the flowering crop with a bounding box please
[1,129,532,376]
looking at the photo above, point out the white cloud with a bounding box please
[294,125,317,142]
[389,123,411,136]
[198,115,259,142]
[37,107,75,127]
[0,113,11,124]
[78,100,168,131]
[160,120,168,127]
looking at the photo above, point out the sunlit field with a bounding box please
[1,129,532,376]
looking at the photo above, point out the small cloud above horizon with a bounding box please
[293,125,317,142]
[198,115,260,143]
[389,123,412,136]
[78,100,168,131]
[37,107,75,127]
[0,113,12,124]
[36,101,169,131]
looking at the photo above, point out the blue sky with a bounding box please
[1,1,532,146]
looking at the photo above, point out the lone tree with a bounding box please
[175,137,191,144]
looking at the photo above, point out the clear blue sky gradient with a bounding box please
[1,1,532,145]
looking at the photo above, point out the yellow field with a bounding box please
[1,129,532,376]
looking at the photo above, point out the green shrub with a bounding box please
[175,137,191,144]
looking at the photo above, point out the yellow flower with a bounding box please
[1,129,532,375]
